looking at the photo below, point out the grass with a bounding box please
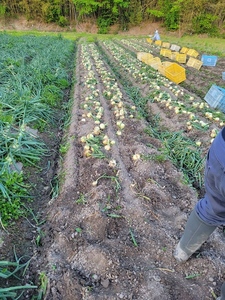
[2,28,225,56]
[161,34,225,56]
[1,30,140,42]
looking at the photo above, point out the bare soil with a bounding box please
[1,21,225,300]
[0,16,162,36]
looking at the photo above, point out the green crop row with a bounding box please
[0,33,75,225]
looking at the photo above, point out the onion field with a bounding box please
[1,34,225,300]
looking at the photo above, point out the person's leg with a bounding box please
[217,282,225,300]
[174,128,225,262]
[174,209,217,262]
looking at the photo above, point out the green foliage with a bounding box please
[59,141,69,155]
[96,0,130,32]
[42,2,61,23]
[128,0,142,26]
[0,171,27,225]
[72,0,99,19]
[111,0,129,15]
[0,251,37,299]
[0,34,74,225]
[145,125,204,188]
[75,194,87,205]
[2,0,225,35]
[192,13,219,35]
[56,78,70,89]
[147,9,164,19]
[158,0,181,30]
[0,4,6,17]
[147,0,182,30]
[57,15,69,27]
[38,271,48,298]
[97,15,114,34]
[41,84,63,107]
[114,0,130,30]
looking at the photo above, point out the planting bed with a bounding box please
[1,37,225,300]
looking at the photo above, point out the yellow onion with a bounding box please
[83,149,92,157]
[210,129,217,138]
[93,126,100,135]
[104,144,111,151]
[80,136,86,143]
[109,159,116,168]
[132,154,140,161]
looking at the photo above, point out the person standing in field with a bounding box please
[153,30,160,41]
[173,126,225,300]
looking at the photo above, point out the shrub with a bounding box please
[192,13,219,35]
[57,16,69,27]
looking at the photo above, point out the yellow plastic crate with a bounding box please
[142,55,155,65]
[164,49,172,58]
[176,53,187,64]
[160,48,169,56]
[171,52,179,60]
[137,52,145,60]
[158,61,173,76]
[165,63,186,84]
[186,57,203,70]
[137,52,154,64]
[162,42,170,49]
[146,38,153,44]
[180,47,189,54]
[148,57,162,70]
[155,40,162,46]
[187,48,199,58]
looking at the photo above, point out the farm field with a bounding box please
[1,34,225,300]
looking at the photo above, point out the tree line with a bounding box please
[0,0,225,36]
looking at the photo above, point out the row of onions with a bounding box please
[79,43,114,159]
[78,42,138,171]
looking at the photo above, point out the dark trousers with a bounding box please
[195,127,225,225]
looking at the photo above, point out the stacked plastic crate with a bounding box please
[204,85,225,113]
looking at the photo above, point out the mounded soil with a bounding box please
[1,23,225,300]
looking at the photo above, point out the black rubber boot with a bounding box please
[217,282,225,300]
[174,209,217,262]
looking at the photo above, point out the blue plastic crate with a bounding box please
[201,55,218,66]
[204,85,225,113]
[217,100,225,113]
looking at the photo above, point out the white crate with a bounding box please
[170,44,180,52]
